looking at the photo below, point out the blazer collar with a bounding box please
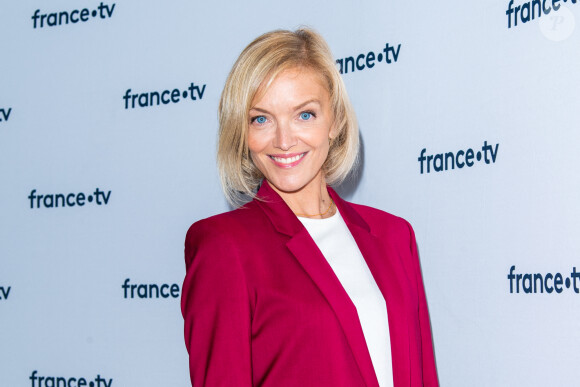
[253,180,302,236]
[254,180,371,236]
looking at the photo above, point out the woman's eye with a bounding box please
[300,112,313,120]
[253,116,267,124]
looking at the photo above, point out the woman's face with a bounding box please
[248,67,335,196]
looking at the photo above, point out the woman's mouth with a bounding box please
[268,152,307,168]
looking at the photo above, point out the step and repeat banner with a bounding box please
[1,1,579,386]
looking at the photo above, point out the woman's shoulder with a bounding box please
[344,200,414,239]
[185,200,262,242]
[183,202,265,270]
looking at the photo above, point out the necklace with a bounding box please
[294,199,334,218]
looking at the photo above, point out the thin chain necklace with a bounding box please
[294,199,334,218]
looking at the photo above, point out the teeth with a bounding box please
[271,153,305,164]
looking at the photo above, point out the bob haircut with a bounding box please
[218,28,359,207]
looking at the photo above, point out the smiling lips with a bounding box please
[268,152,307,168]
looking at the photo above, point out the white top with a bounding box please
[298,210,393,387]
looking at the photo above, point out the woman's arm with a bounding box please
[407,221,439,386]
[181,220,253,386]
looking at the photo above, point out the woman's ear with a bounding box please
[329,120,338,141]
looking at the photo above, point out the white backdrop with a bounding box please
[2,1,579,386]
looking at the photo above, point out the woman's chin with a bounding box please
[267,180,305,195]
[265,173,322,196]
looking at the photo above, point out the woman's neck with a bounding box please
[269,174,335,219]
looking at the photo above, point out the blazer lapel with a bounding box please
[329,188,411,387]
[286,231,380,387]
[255,182,379,387]
[254,182,410,387]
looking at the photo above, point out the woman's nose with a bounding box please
[273,121,296,151]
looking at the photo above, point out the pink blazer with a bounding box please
[181,181,438,386]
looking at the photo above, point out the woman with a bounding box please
[181,28,438,387]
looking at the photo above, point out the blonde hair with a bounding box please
[218,28,359,207]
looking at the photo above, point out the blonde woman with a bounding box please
[181,28,438,387]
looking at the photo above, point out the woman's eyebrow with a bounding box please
[249,106,270,114]
[250,99,321,114]
[293,99,320,111]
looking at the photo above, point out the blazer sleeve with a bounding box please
[407,221,439,386]
[181,220,253,386]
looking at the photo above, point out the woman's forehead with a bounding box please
[250,66,329,108]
